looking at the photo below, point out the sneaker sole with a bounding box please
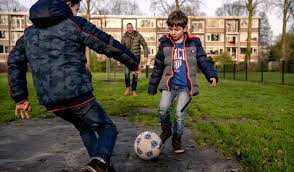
[174,149,185,154]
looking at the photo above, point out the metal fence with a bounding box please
[215,60,294,85]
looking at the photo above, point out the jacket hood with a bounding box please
[29,0,72,28]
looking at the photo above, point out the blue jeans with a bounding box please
[124,66,138,91]
[159,85,191,134]
[54,99,118,163]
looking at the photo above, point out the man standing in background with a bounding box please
[121,23,148,96]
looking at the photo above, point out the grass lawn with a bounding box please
[0,72,293,171]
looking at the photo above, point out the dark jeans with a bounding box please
[54,99,118,163]
[124,66,139,91]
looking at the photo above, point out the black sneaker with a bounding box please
[80,157,115,172]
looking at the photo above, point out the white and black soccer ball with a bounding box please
[134,131,162,160]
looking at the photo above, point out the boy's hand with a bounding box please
[132,70,139,75]
[132,67,140,75]
[210,78,217,87]
[15,100,32,119]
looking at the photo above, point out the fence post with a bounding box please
[233,62,236,80]
[146,65,149,78]
[282,60,285,84]
[245,62,248,81]
[261,61,263,83]
[223,64,226,79]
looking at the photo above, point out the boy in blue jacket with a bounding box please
[7,0,139,171]
[148,10,218,153]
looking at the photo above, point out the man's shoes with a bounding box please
[80,157,115,172]
[123,87,131,96]
[132,91,137,97]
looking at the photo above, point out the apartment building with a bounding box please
[0,12,260,66]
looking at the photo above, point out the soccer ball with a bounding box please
[134,131,162,160]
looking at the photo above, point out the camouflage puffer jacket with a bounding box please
[121,31,148,58]
[7,0,139,111]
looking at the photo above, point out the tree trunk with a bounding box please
[281,0,288,61]
[86,0,91,70]
[176,0,180,10]
[245,0,253,66]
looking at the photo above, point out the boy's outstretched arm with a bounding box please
[69,16,139,71]
[195,38,218,86]
[7,36,31,119]
[148,44,164,95]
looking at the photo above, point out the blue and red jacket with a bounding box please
[148,33,218,96]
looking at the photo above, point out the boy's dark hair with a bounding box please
[166,10,188,28]
[127,23,133,26]
[64,0,81,6]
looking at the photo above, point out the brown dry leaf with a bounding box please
[235,149,241,156]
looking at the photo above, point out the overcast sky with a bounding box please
[21,0,284,38]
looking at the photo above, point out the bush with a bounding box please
[213,52,233,65]
[0,63,7,73]
[90,54,106,72]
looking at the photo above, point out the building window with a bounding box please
[240,19,259,28]
[206,19,224,28]
[227,47,237,59]
[0,31,8,40]
[109,32,121,41]
[141,32,156,42]
[26,16,32,26]
[226,35,238,45]
[138,19,156,28]
[157,19,167,28]
[0,45,9,53]
[252,48,258,55]
[191,20,204,33]
[226,20,239,32]
[122,19,136,30]
[11,32,22,42]
[240,32,258,42]
[0,16,8,25]
[205,47,223,55]
[147,46,156,56]
[240,47,258,54]
[240,48,246,54]
[11,17,25,30]
[91,19,102,29]
[104,18,121,28]
[157,19,168,33]
[206,33,224,42]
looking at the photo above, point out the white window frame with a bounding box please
[137,19,156,28]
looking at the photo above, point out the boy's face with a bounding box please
[66,2,80,16]
[168,25,187,42]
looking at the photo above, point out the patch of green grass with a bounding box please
[1,72,293,171]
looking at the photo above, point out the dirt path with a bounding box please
[0,116,241,172]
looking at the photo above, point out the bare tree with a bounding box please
[150,0,202,16]
[271,0,294,61]
[108,0,141,15]
[238,0,265,64]
[0,0,27,11]
[79,0,98,69]
[215,0,247,16]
